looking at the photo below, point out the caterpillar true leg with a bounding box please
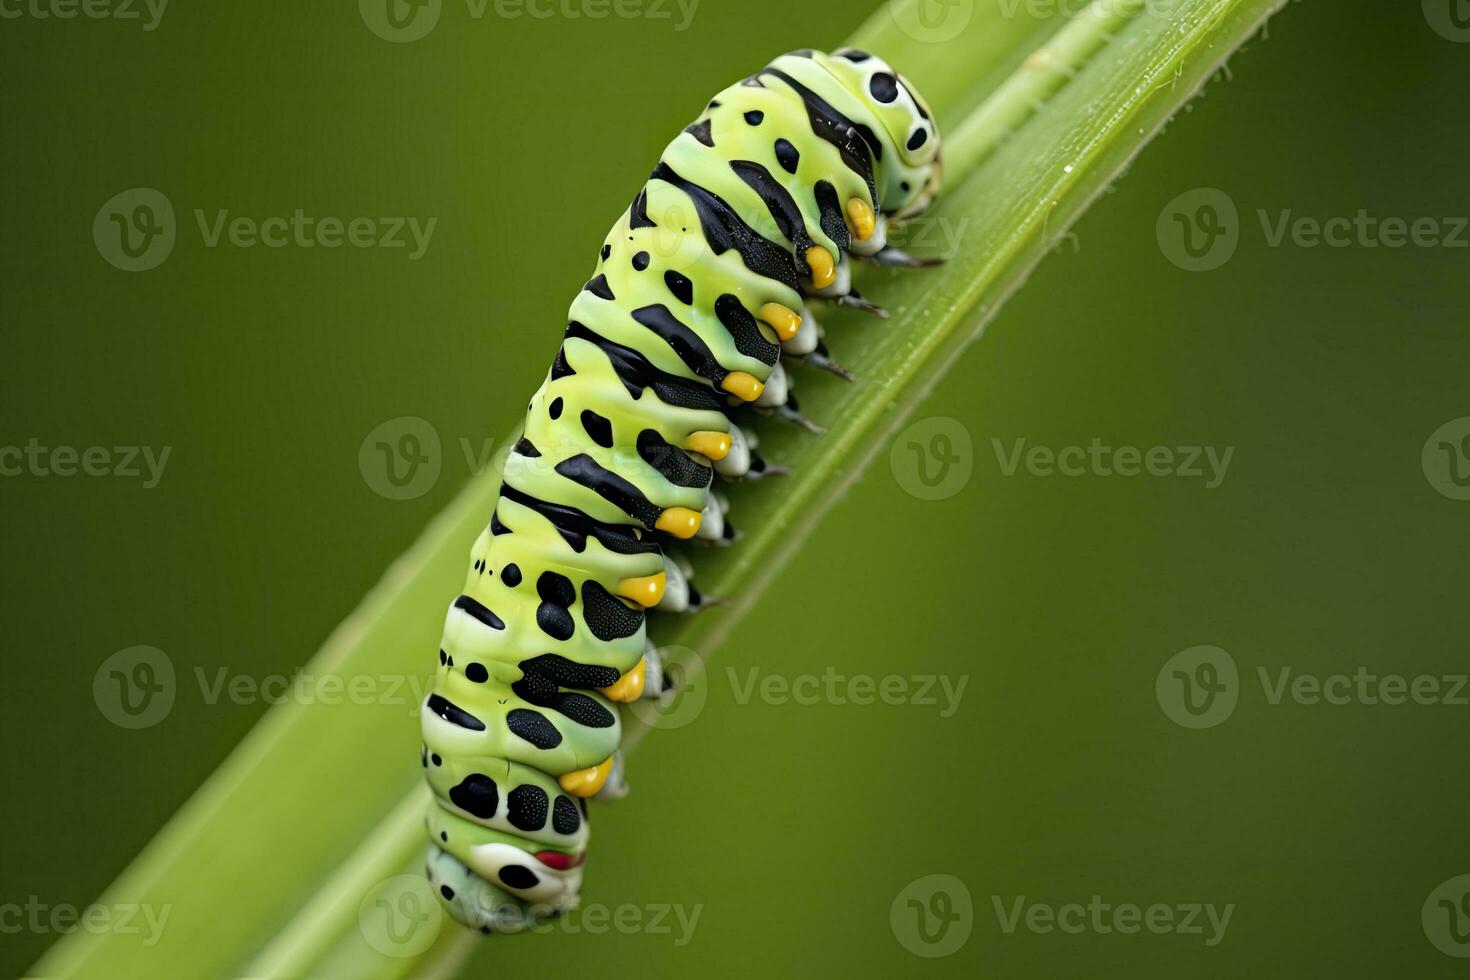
[422,46,942,932]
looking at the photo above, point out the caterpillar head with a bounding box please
[826,47,942,218]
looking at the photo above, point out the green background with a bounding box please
[3,0,1468,976]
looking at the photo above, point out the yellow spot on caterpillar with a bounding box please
[616,573,665,608]
[806,246,836,288]
[655,506,702,538]
[685,430,732,461]
[758,302,802,342]
[600,657,646,703]
[720,371,764,402]
[846,198,876,241]
[558,756,615,798]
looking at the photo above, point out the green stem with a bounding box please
[943,0,1148,176]
[243,788,430,978]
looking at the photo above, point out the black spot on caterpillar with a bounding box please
[506,708,562,749]
[663,269,694,305]
[684,118,714,147]
[453,595,504,631]
[507,784,549,832]
[579,409,614,448]
[450,774,499,819]
[582,274,615,300]
[427,694,485,732]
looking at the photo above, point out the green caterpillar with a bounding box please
[421,47,942,933]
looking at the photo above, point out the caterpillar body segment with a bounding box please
[422,47,942,932]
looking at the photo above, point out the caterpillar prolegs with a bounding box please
[420,47,942,932]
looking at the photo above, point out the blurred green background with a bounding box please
[3,0,1469,976]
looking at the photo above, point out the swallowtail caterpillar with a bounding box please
[421,47,942,933]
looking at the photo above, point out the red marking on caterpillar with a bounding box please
[535,850,586,871]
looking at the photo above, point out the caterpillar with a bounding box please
[420,47,942,933]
